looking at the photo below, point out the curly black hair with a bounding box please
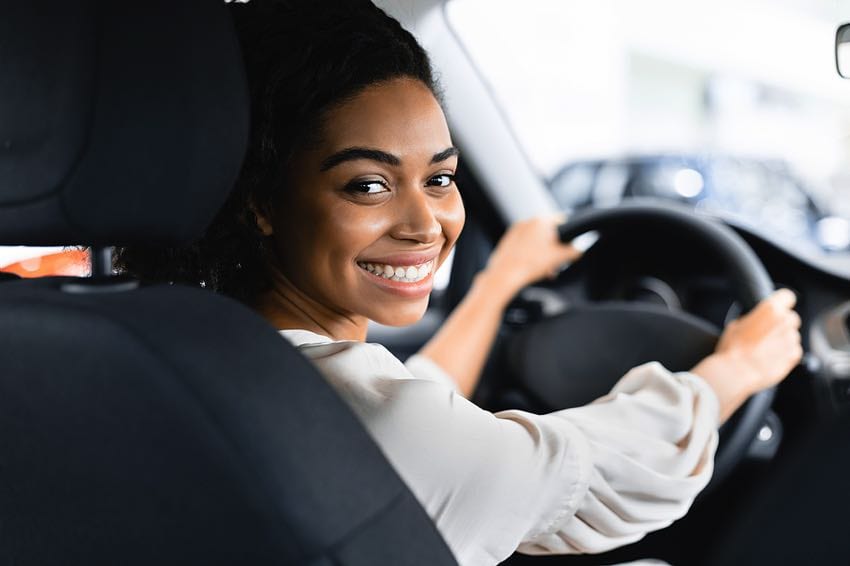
[116,0,440,303]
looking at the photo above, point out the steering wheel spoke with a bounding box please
[509,302,720,410]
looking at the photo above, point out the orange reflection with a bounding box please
[1,249,90,278]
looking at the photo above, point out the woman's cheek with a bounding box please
[438,190,465,251]
[330,204,393,247]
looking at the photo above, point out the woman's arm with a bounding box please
[419,215,580,397]
[417,270,517,397]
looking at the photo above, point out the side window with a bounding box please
[0,247,90,278]
[549,163,598,211]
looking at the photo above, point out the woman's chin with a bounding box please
[368,298,429,327]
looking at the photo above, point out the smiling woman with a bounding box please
[116,0,447,307]
[116,1,801,565]
[251,77,465,337]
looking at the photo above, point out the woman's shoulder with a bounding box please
[278,327,458,392]
[278,328,407,376]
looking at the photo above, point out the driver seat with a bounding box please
[0,1,456,564]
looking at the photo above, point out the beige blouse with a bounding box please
[279,329,719,566]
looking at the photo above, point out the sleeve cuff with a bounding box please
[673,368,722,430]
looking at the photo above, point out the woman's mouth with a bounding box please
[356,259,434,283]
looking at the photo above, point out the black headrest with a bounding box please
[0,0,249,247]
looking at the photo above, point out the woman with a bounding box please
[118,1,802,564]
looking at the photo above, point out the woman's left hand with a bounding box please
[482,213,582,300]
[690,288,802,422]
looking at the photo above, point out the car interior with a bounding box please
[0,1,456,564]
[3,0,850,565]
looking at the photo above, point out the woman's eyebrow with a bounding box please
[431,147,460,164]
[319,146,460,172]
[320,148,400,171]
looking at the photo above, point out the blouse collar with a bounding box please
[278,328,344,348]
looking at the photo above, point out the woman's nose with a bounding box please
[390,187,441,243]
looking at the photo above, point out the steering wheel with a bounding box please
[505,200,775,486]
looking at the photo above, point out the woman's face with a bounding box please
[263,77,465,329]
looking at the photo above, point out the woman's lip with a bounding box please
[356,250,440,267]
[357,263,434,298]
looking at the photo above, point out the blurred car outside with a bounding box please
[548,154,850,261]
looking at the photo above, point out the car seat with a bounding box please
[0,1,457,564]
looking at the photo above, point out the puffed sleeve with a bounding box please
[515,362,719,556]
[284,333,719,566]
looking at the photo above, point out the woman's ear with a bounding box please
[248,200,275,236]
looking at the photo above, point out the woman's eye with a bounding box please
[427,174,455,188]
[347,180,389,195]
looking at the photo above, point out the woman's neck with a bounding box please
[253,271,368,342]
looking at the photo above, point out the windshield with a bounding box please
[447,0,850,271]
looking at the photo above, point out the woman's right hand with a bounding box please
[480,214,582,305]
[690,288,803,423]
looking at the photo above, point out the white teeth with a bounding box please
[357,259,435,283]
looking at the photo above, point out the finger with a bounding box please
[771,330,802,358]
[782,344,804,370]
[769,288,797,310]
[548,245,582,278]
[790,326,803,342]
[744,304,786,335]
[785,310,802,330]
[749,289,796,325]
[549,212,569,241]
[768,309,801,331]
[768,316,802,338]
[558,243,582,263]
[781,326,802,345]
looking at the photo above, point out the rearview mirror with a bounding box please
[837,23,850,77]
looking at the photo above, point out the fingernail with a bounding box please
[572,231,599,252]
